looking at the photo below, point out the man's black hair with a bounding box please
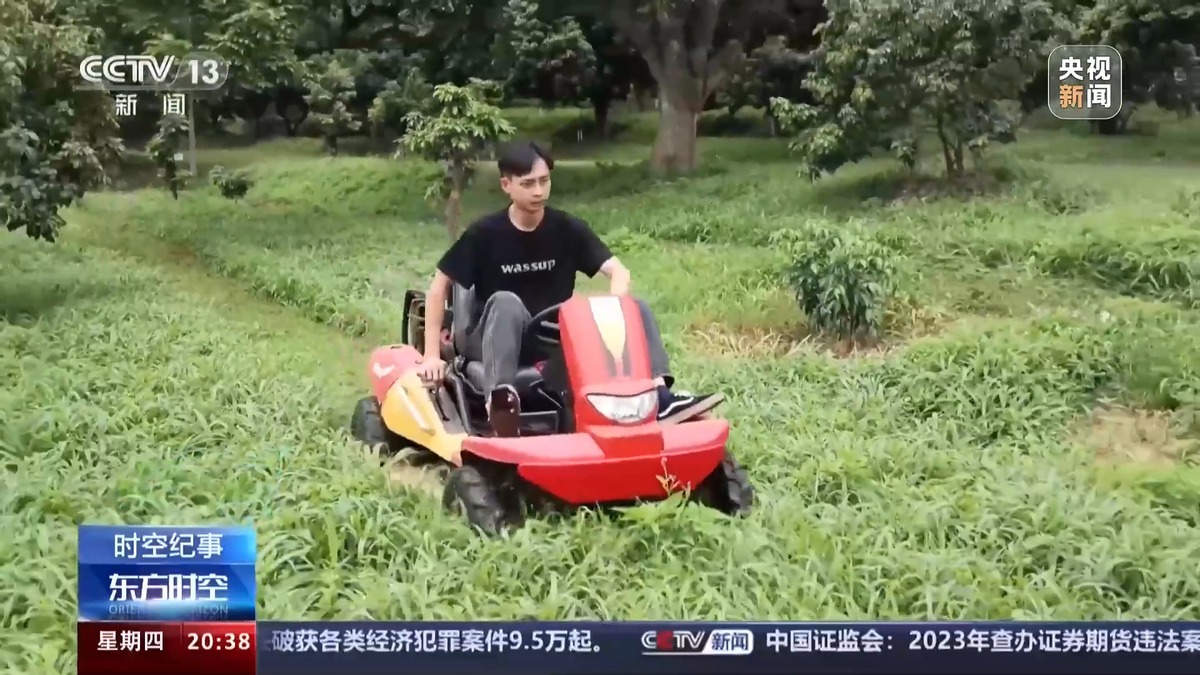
[497,141,554,177]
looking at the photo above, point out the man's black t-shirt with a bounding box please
[436,207,613,319]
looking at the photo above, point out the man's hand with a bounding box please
[416,356,446,385]
[421,271,452,384]
[599,257,631,295]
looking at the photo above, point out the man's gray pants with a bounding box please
[459,291,673,393]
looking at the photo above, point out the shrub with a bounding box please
[146,114,190,199]
[209,165,253,200]
[771,224,897,340]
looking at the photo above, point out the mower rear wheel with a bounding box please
[443,465,517,536]
[694,455,754,516]
[350,396,405,456]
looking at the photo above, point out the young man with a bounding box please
[415,141,722,437]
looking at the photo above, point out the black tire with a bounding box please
[350,396,399,455]
[443,465,519,536]
[694,454,754,516]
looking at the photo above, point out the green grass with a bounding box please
[4,105,1200,674]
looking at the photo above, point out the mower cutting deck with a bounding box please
[350,286,753,534]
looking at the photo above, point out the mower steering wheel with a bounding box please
[526,302,565,349]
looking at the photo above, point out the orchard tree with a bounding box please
[203,0,301,89]
[716,48,760,117]
[715,1,826,131]
[352,51,427,115]
[496,0,596,98]
[201,0,304,134]
[495,1,597,107]
[368,68,434,139]
[1078,0,1200,133]
[400,81,516,238]
[597,0,823,173]
[134,0,302,138]
[108,0,302,87]
[302,52,364,155]
[775,0,1065,180]
[1,0,121,242]
[717,35,822,133]
[495,1,652,137]
[577,18,655,136]
[146,114,190,199]
[398,0,513,84]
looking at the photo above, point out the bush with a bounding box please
[209,165,253,200]
[771,224,897,340]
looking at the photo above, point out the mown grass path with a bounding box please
[69,212,442,496]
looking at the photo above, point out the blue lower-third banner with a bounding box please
[258,621,1200,674]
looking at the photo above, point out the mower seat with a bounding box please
[451,284,545,396]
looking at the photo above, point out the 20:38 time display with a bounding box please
[186,631,253,650]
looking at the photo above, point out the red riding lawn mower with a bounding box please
[350,285,754,534]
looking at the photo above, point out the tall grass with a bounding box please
[3,106,1199,674]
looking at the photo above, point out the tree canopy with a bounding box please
[2,0,121,242]
[3,0,1197,239]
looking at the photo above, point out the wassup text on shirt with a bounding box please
[500,260,557,274]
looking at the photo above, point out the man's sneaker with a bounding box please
[657,391,725,425]
[487,385,521,437]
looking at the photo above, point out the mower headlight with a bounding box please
[586,391,657,424]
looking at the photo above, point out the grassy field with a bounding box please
[3,106,1200,673]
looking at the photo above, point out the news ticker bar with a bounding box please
[78,621,1200,675]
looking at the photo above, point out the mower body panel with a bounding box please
[459,294,730,504]
[461,418,728,504]
[559,295,654,389]
[370,344,466,463]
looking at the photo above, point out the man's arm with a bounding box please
[569,214,629,294]
[425,228,476,359]
[598,257,631,295]
[423,270,452,357]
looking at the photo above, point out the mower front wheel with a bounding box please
[694,454,754,517]
[350,396,405,457]
[443,465,522,536]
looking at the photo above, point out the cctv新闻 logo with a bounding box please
[639,628,753,655]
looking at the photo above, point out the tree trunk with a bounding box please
[607,0,735,174]
[187,96,197,178]
[592,96,611,138]
[1092,116,1127,135]
[444,187,462,240]
[651,98,699,174]
[935,117,955,177]
[166,167,179,199]
[633,86,652,111]
[324,135,338,156]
